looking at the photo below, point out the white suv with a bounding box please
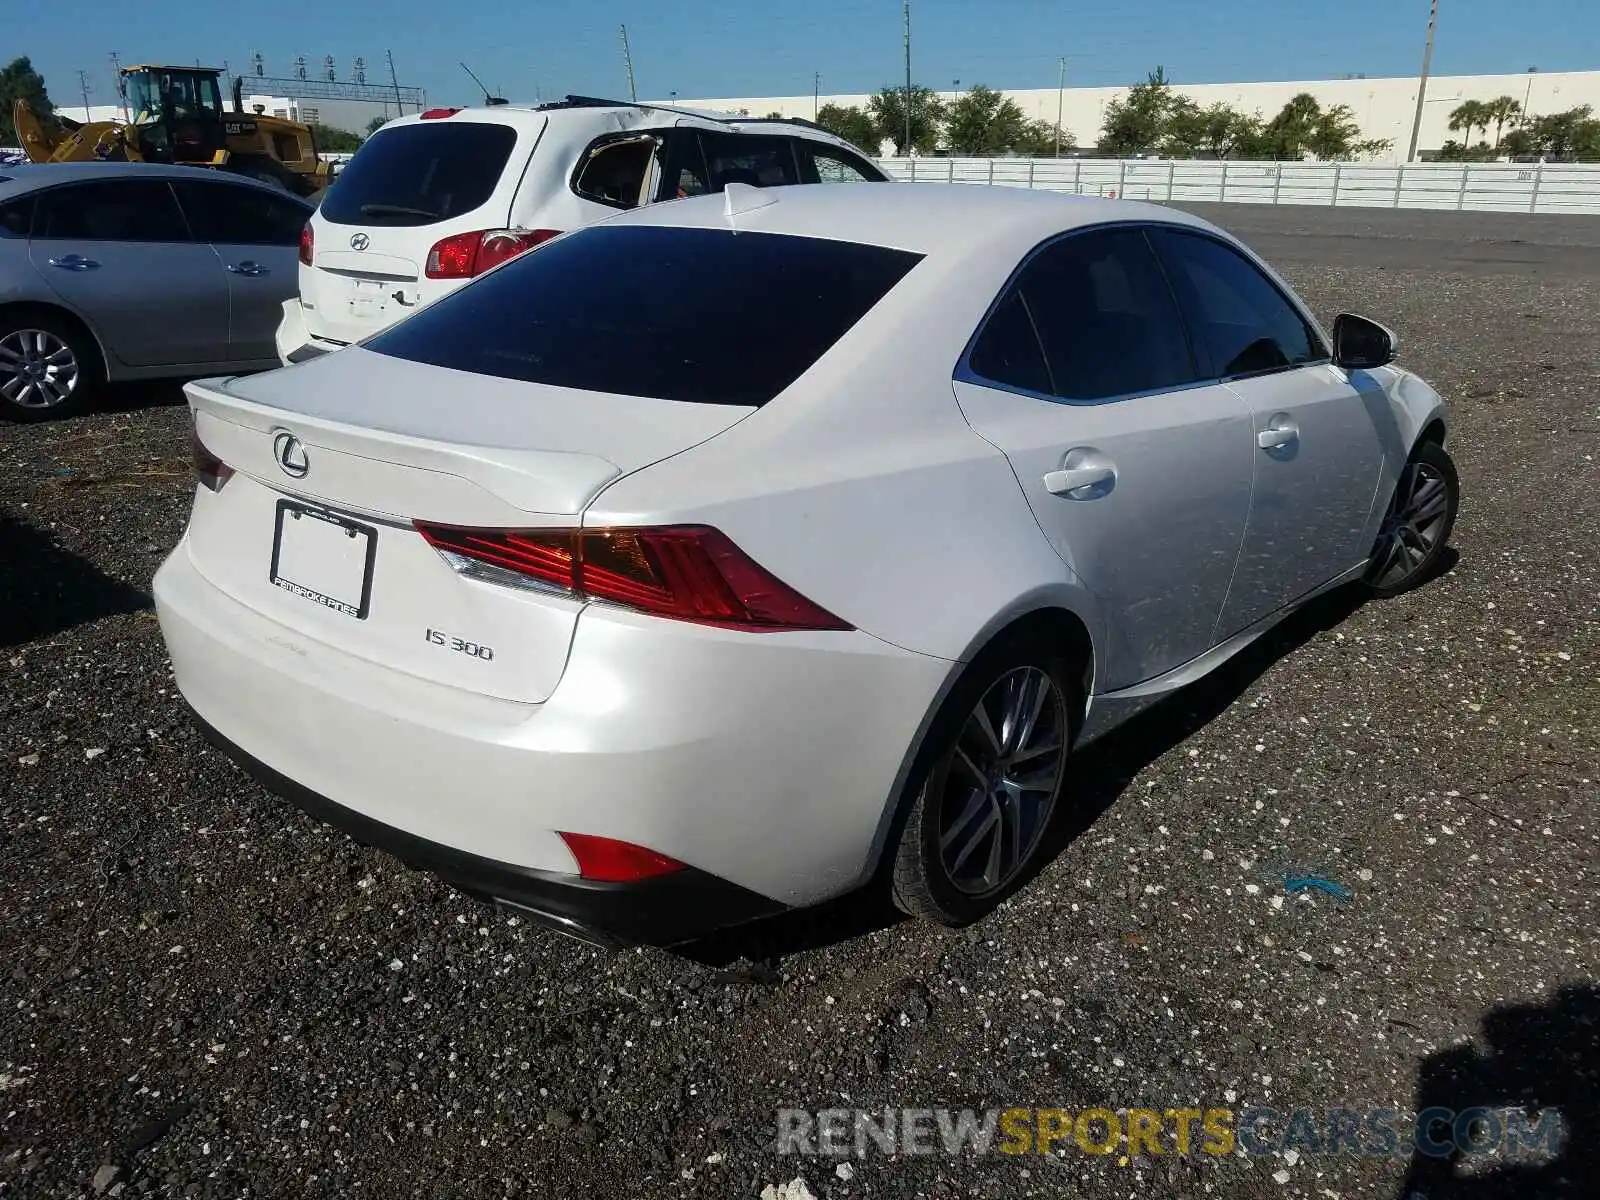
[275,96,888,364]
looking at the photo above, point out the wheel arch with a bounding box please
[0,299,111,381]
[861,599,1098,888]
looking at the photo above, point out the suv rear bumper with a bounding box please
[194,714,784,948]
[275,299,345,366]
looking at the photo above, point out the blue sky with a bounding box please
[21,0,1596,110]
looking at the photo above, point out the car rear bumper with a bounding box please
[153,537,951,939]
[274,299,345,366]
[192,713,783,948]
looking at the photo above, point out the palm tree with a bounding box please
[1483,96,1523,148]
[1448,99,1489,145]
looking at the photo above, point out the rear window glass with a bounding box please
[318,121,518,227]
[365,225,923,407]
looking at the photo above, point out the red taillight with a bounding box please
[413,523,853,633]
[298,221,313,266]
[558,832,686,883]
[424,228,561,279]
[192,426,233,493]
[419,107,462,120]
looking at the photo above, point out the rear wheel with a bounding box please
[1362,440,1459,598]
[891,638,1077,926]
[0,313,101,421]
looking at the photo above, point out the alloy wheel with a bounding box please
[1370,460,1451,588]
[0,329,80,410]
[935,666,1068,897]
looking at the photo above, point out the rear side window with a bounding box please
[699,133,800,189]
[319,122,518,227]
[0,194,33,238]
[365,225,923,407]
[1147,228,1324,378]
[981,227,1197,401]
[573,135,660,209]
[172,180,309,244]
[802,145,887,185]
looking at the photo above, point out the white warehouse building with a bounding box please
[662,69,1600,161]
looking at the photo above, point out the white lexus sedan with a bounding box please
[154,184,1459,948]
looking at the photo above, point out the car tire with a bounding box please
[1362,439,1460,598]
[890,635,1080,927]
[0,311,102,422]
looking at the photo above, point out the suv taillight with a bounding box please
[413,523,853,632]
[424,228,560,279]
[298,222,314,266]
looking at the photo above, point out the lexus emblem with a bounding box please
[349,232,370,251]
[273,431,309,478]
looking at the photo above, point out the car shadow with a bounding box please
[95,380,192,416]
[676,582,1382,967]
[1396,983,1600,1199]
[0,514,151,648]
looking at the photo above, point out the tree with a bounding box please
[1448,99,1489,144]
[1013,118,1073,157]
[944,85,1028,155]
[0,56,56,147]
[867,85,946,155]
[1254,93,1388,160]
[765,110,784,119]
[815,103,879,153]
[365,115,388,136]
[1483,96,1522,147]
[309,123,362,153]
[1098,66,1180,156]
[1522,106,1600,160]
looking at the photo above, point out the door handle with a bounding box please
[226,261,268,276]
[1256,416,1300,451]
[47,255,99,271]
[1044,448,1117,499]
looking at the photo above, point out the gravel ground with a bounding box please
[2,207,1597,1200]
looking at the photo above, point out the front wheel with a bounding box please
[890,640,1078,926]
[1363,440,1460,598]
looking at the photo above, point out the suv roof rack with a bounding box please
[534,94,830,133]
[726,115,833,135]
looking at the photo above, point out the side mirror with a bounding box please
[1332,313,1398,370]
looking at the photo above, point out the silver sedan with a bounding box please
[0,162,311,420]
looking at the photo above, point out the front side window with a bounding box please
[365,225,922,407]
[973,227,1198,401]
[804,145,885,184]
[1147,228,1324,379]
[32,180,192,243]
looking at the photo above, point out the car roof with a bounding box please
[377,98,860,149]
[0,162,313,201]
[602,181,1224,260]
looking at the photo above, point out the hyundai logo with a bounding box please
[273,431,309,478]
[349,232,370,251]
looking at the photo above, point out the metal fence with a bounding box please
[874,157,1600,216]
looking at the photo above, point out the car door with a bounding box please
[27,177,229,369]
[171,178,309,363]
[952,226,1257,692]
[1147,227,1387,635]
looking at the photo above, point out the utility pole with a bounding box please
[385,49,405,116]
[619,25,638,103]
[902,0,912,156]
[814,71,821,120]
[1055,56,1067,157]
[1405,0,1439,163]
[108,51,127,120]
[76,70,93,122]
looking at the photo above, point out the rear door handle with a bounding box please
[227,261,268,276]
[1044,448,1117,499]
[47,255,99,271]
[1256,416,1299,451]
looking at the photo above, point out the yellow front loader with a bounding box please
[12,64,332,198]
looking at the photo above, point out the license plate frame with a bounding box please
[348,277,389,320]
[269,499,377,620]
